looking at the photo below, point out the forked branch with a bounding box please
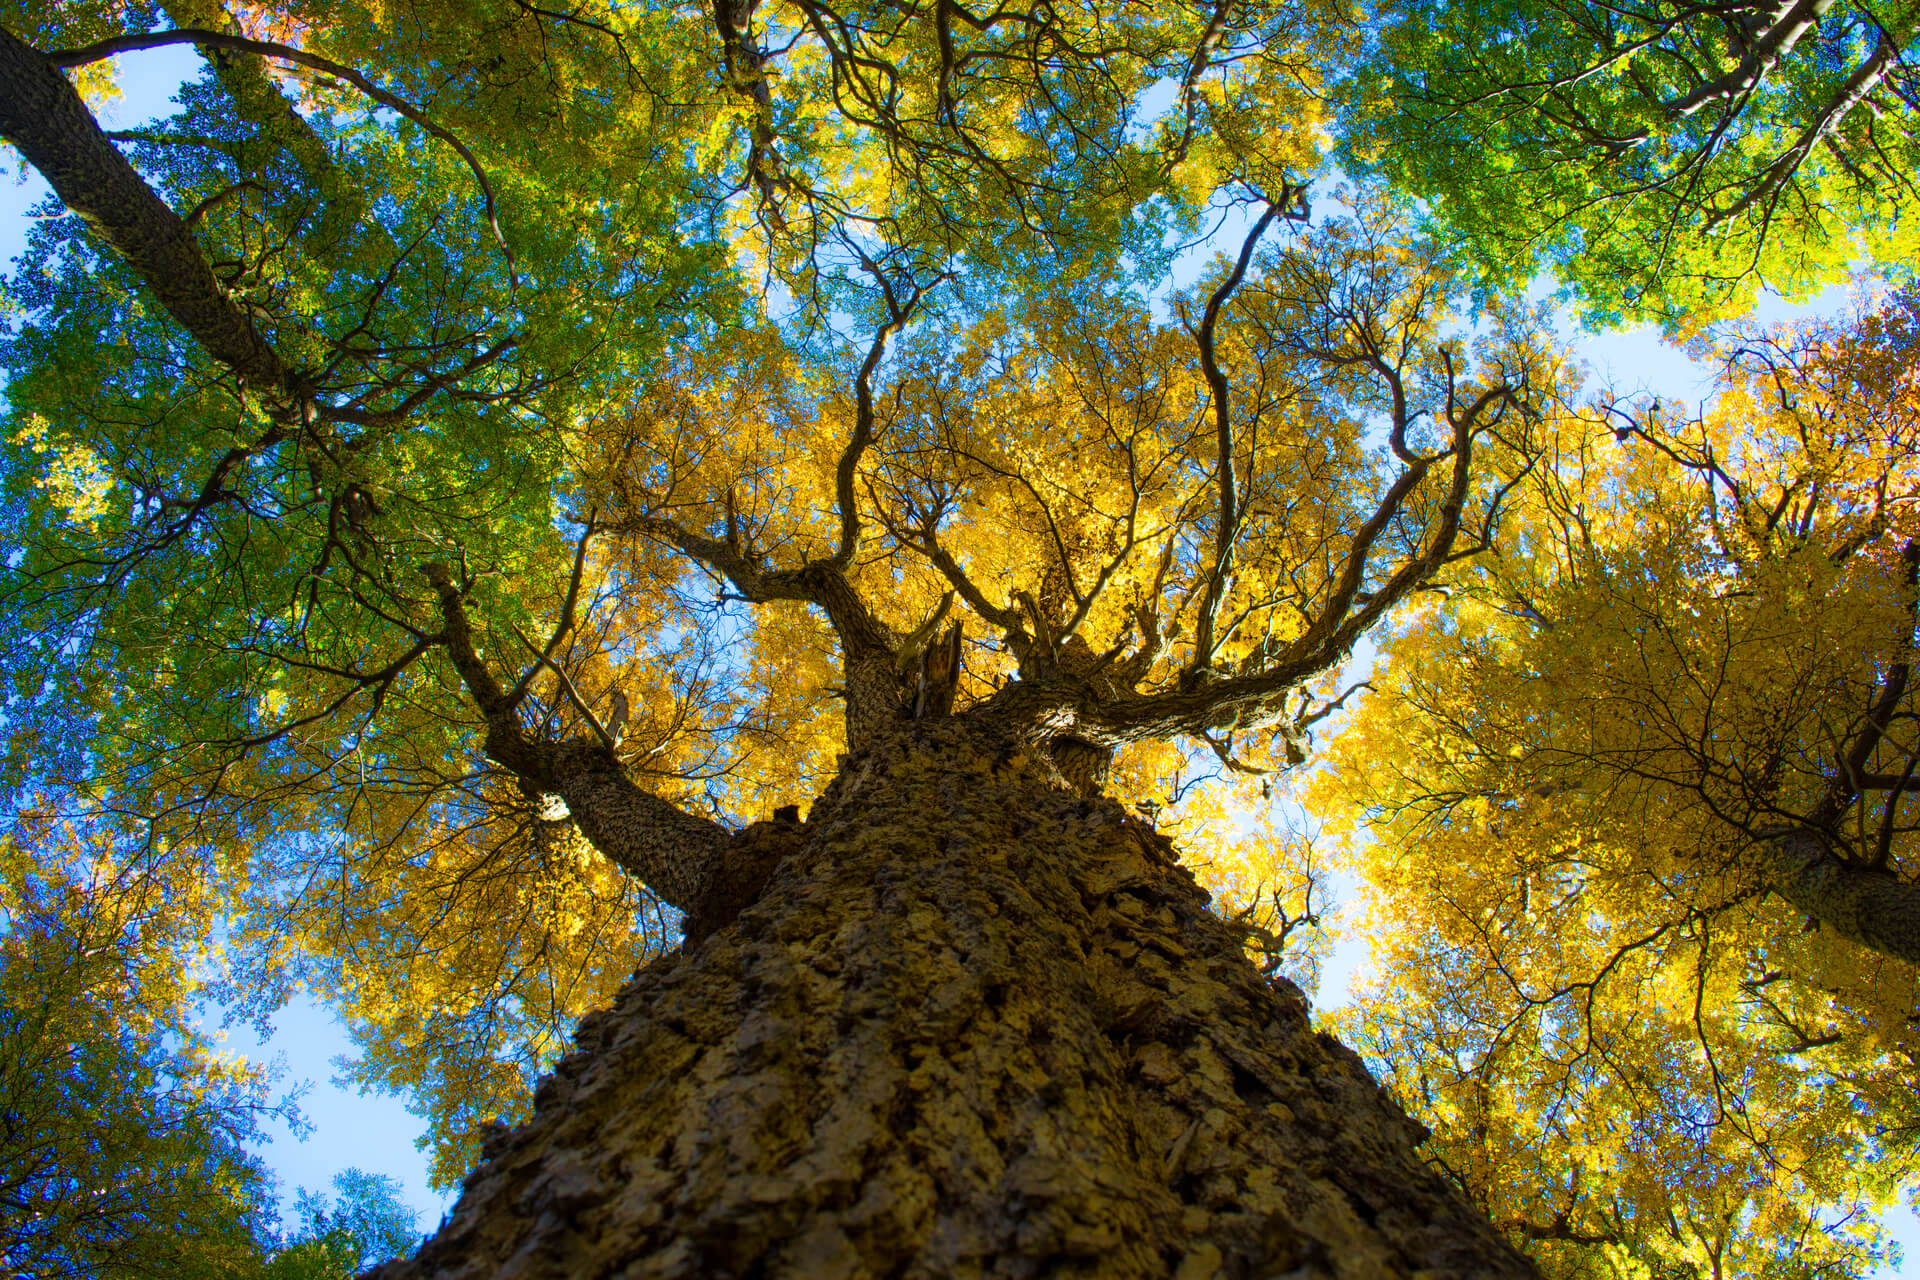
[829,260,947,571]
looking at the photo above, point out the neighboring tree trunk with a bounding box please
[373,718,1536,1280]
[0,23,293,395]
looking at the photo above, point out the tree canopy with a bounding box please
[0,839,278,1280]
[1,0,1918,1273]
[1322,290,1920,1276]
[1339,0,1920,327]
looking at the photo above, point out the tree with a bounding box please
[0,824,288,1280]
[1,816,422,1280]
[0,1,1564,1274]
[1338,0,1920,327]
[256,1170,420,1280]
[1320,294,1920,1275]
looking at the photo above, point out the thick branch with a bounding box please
[548,754,735,912]
[917,530,1025,634]
[611,508,915,746]
[617,513,808,605]
[1159,0,1234,166]
[712,0,789,220]
[1663,0,1830,119]
[1754,827,1920,966]
[159,0,370,245]
[423,562,729,909]
[1702,32,1901,231]
[0,24,291,392]
[616,509,897,660]
[46,27,513,273]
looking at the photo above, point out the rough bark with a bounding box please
[372,717,1537,1280]
[547,741,736,913]
[1757,827,1920,966]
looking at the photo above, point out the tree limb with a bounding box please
[0,24,293,394]
[422,561,732,910]
[1191,198,1288,672]
[828,262,945,571]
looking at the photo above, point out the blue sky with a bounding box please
[3,37,1914,1271]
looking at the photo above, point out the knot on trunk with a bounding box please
[1047,735,1113,797]
[683,813,807,947]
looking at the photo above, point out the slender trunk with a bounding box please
[1757,828,1920,966]
[374,718,1536,1279]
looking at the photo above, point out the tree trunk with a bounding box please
[372,718,1536,1279]
[0,23,293,395]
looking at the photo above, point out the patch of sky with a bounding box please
[206,993,454,1230]
[1125,75,1182,145]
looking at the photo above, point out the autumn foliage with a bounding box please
[1323,293,1920,1275]
[1,0,1917,1274]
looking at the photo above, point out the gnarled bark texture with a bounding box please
[373,719,1536,1280]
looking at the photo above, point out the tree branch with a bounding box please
[0,24,292,394]
[1191,198,1287,671]
[1752,826,1920,966]
[421,561,731,910]
[828,263,945,571]
[503,516,601,712]
[1808,540,1920,828]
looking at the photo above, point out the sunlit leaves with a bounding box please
[258,1170,419,1280]
[1321,292,1920,1277]
[0,819,289,1280]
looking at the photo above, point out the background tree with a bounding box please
[1321,291,1920,1276]
[1339,0,1920,327]
[1,813,425,1280]
[0,819,287,1280]
[255,1170,420,1280]
[0,0,1569,1273]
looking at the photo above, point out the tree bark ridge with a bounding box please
[373,720,1538,1279]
